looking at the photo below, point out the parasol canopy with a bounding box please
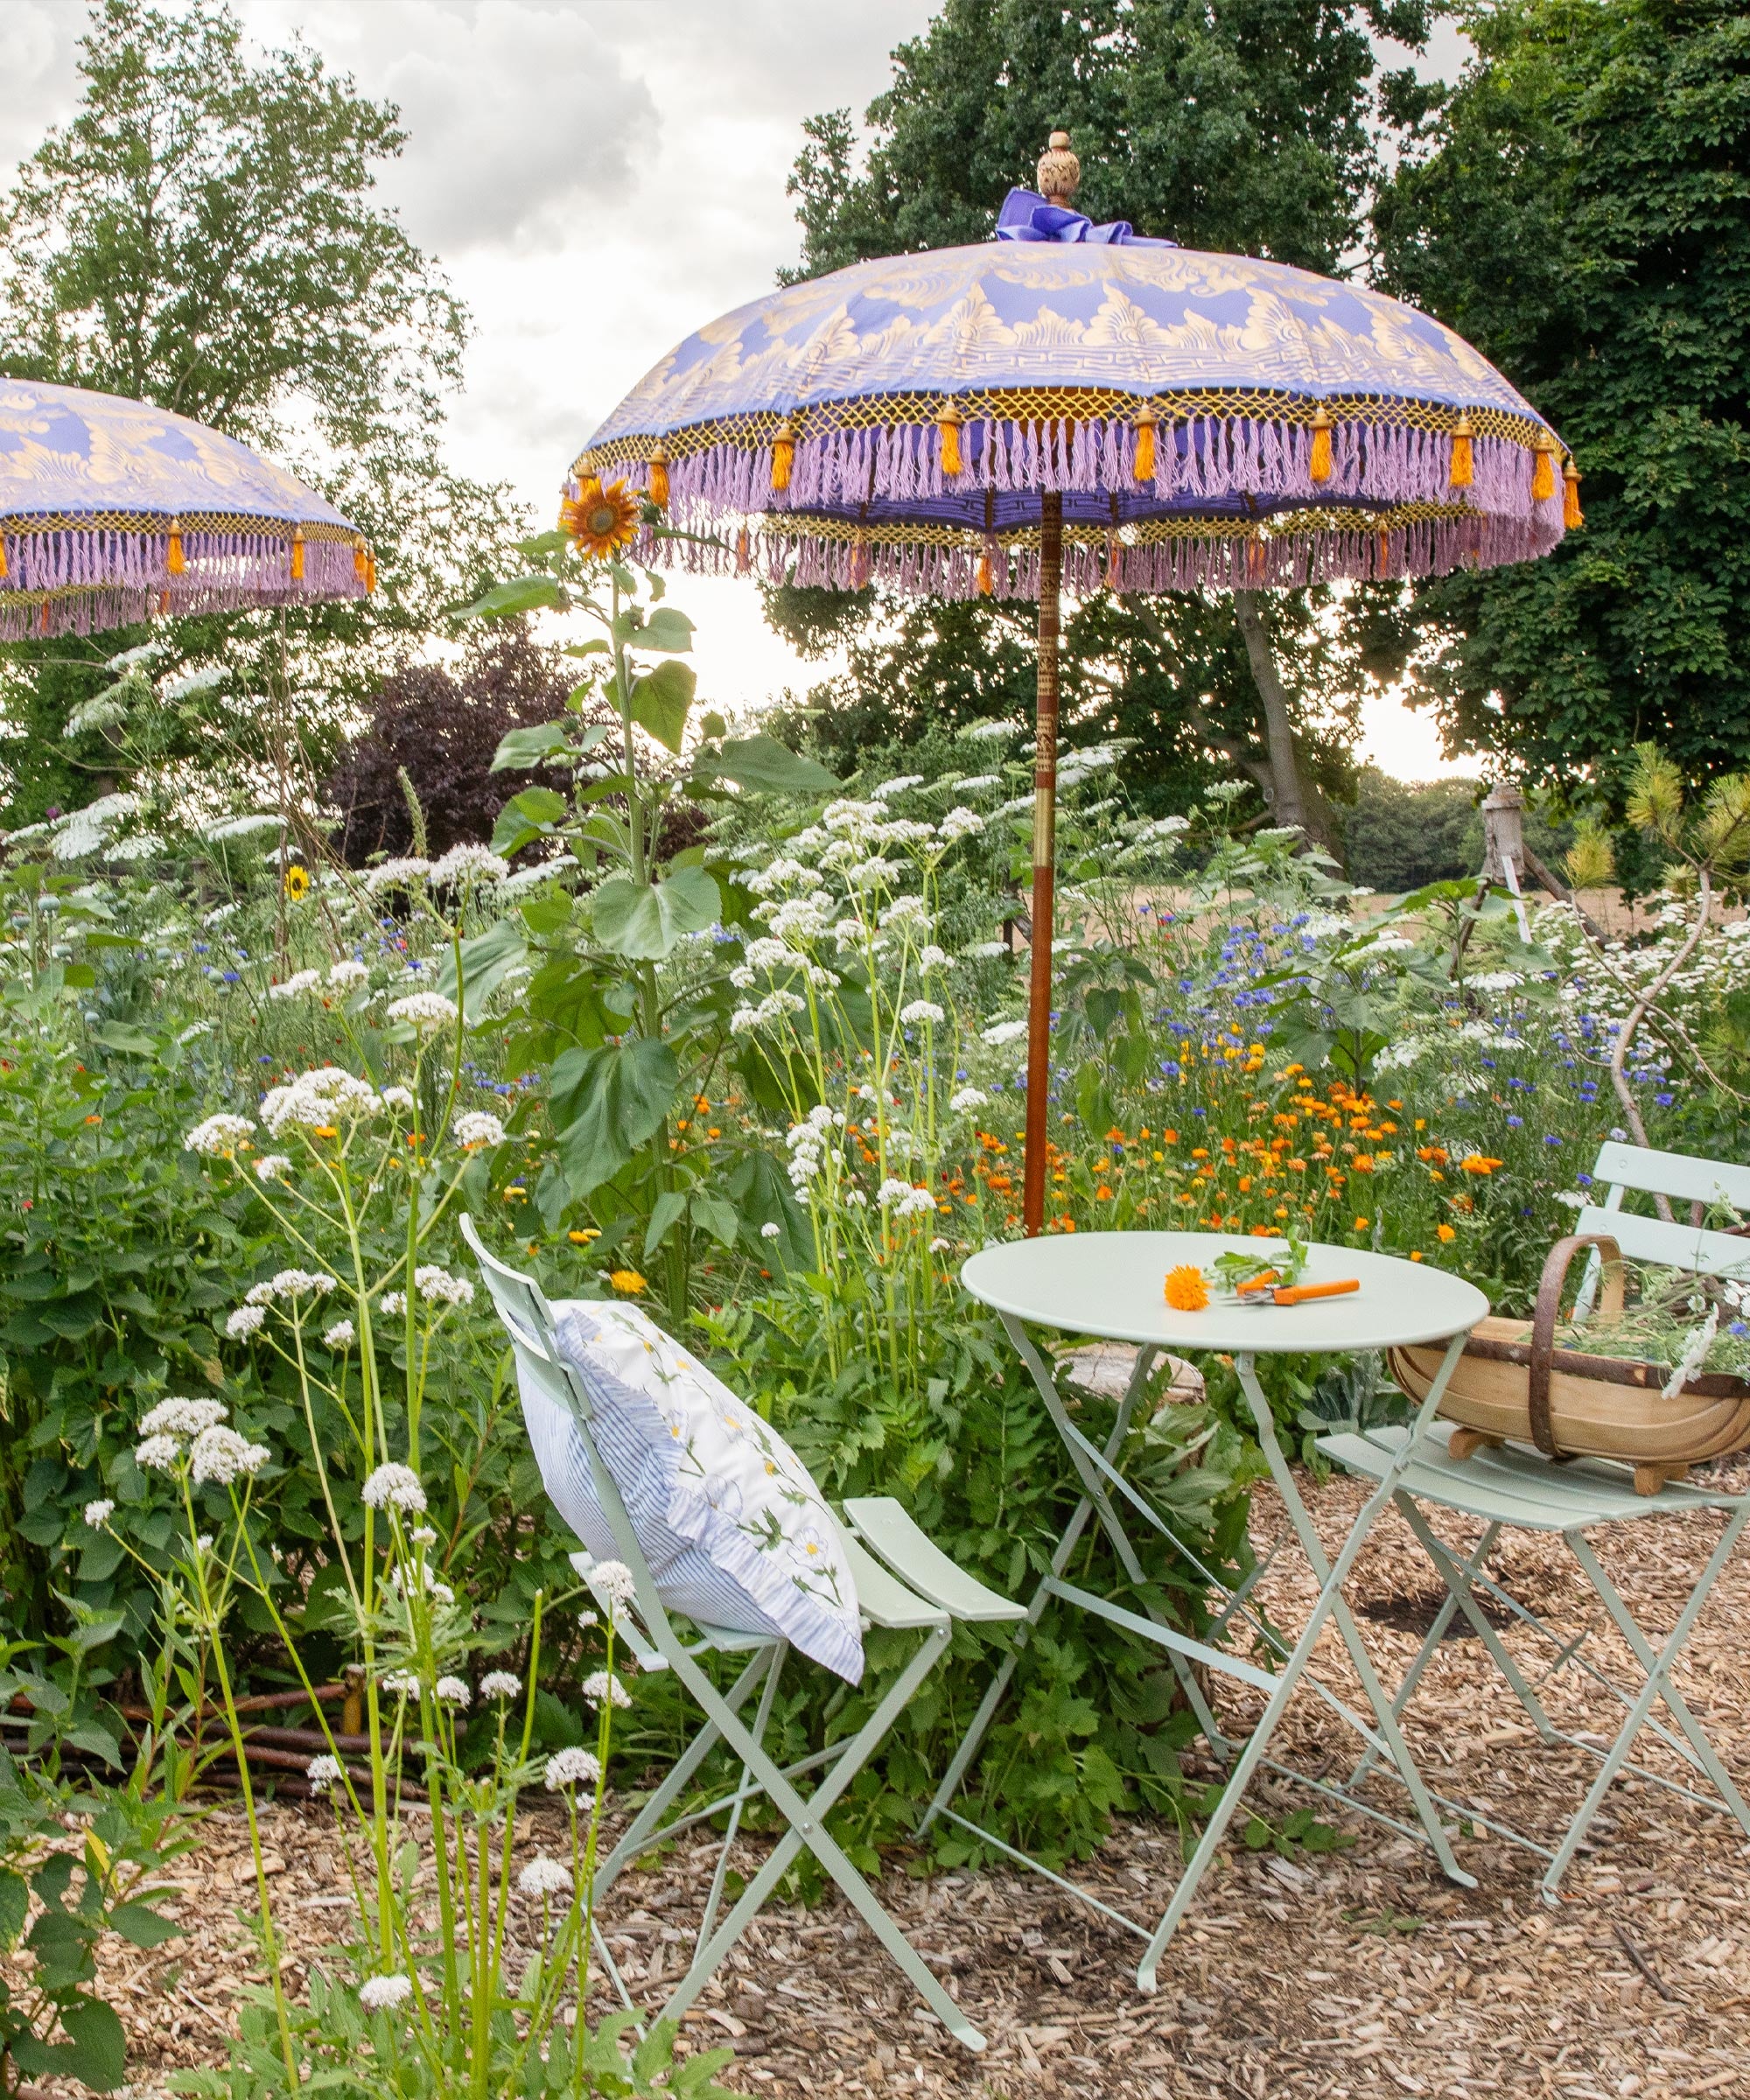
[565,133,1577,1235]
[572,183,1579,595]
[0,375,374,640]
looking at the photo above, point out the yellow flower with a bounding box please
[608,1270,648,1295]
[284,863,311,902]
[1163,1264,1209,1312]
[569,1228,600,1244]
[561,477,640,559]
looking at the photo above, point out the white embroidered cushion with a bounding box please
[518,1298,863,1684]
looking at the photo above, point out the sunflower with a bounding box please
[561,477,640,559]
[284,863,311,902]
[1163,1264,1209,1313]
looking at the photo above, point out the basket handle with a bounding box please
[1528,1233,1624,1459]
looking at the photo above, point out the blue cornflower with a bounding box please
[1544,1134,1562,1145]
[1732,1322,1748,1339]
[221,970,240,983]
[1656,1092,1675,1107]
[1577,1172,1592,1186]
[1506,1115,1523,1128]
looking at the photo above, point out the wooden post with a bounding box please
[1023,492,1063,1237]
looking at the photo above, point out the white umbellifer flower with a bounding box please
[452,1110,505,1149]
[760,1221,780,1240]
[190,1425,270,1485]
[577,1607,598,1629]
[517,1855,573,1898]
[193,1533,214,1555]
[948,1087,989,1113]
[433,1676,471,1707]
[271,1268,338,1300]
[480,1670,522,1701]
[1663,1308,1719,1401]
[413,1264,474,1307]
[380,1292,408,1316]
[361,1463,427,1513]
[226,1305,266,1340]
[84,1499,115,1528]
[590,1560,636,1607]
[306,1754,343,1794]
[386,990,459,1032]
[359,1975,413,2012]
[870,774,925,799]
[253,1153,291,1182]
[184,1112,256,1157]
[899,1000,944,1026]
[938,806,984,843]
[410,1523,437,1545]
[269,970,322,1000]
[880,894,932,930]
[380,1670,420,1698]
[543,1746,602,1792]
[962,940,1009,959]
[380,1085,415,1112]
[916,944,948,970]
[982,1019,1027,1046]
[582,1670,632,1710]
[136,1434,178,1471]
[928,1236,950,1252]
[260,1066,382,1137]
[430,843,510,887]
[951,774,1002,793]
[959,718,1018,743]
[363,858,431,893]
[325,958,369,990]
[141,1397,228,1438]
[323,1320,356,1349]
[1554,1191,1587,1210]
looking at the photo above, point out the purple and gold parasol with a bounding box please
[0,375,374,640]
[569,133,1578,1233]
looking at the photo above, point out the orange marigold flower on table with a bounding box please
[1163,1264,1209,1312]
[561,477,640,558]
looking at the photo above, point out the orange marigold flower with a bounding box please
[608,1269,648,1294]
[1436,1222,1457,1242]
[1163,1264,1209,1312]
[1095,1184,1113,1200]
[561,476,640,558]
[1460,1154,1504,1175]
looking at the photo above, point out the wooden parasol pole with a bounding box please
[1023,490,1064,1236]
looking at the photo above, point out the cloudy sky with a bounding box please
[1,0,1470,776]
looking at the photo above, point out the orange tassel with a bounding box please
[1308,405,1334,484]
[1104,532,1123,592]
[1531,435,1556,502]
[648,443,670,509]
[736,526,752,576]
[1563,460,1584,529]
[353,536,368,581]
[166,518,186,575]
[1449,412,1474,488]
[850,536,871,590]
[1132,406,1157,483]
[937,405,963,478]
[0,534,8,580]
[290,526,305,581]
[1377,528,1392,573]
[771,419,795,493]
[976,546,994,596]
[157,589,170,614]
[39,597,51,634]
[365,553,377,592]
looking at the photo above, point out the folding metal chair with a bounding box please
[1320,1141,1750,1896]
[460,1219,1024,2051]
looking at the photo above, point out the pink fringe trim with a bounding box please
[0,530,366,638]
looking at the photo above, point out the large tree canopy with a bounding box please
[1375,0,1750,788]
[0,0,522,828]
[771,0,1431,834]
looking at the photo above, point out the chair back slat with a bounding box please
[1592,1141,1750,1215]
[1574,1202,1750,1280]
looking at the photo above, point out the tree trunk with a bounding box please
[1232,590,1321,844]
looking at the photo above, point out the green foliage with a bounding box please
[1375,0,1750,787]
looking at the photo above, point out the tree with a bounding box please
[771,0,1431,836]
[0,0,522,827]
[1374,0,1750,789]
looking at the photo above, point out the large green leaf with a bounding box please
[550,1038,681,1200]
[618,605,694,654]
[105,1901,183,1950]
[629,659,696,754]
[453,575,567,621]
[694,734,839,794]
[435,915,528,1019]
[59,1996,128,2091]
[0,1866,27,1946]
[490,787,567,858]
[491,721,572,773]
[592,867,721,961]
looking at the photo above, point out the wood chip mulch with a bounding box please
[64,1460,1750,2099]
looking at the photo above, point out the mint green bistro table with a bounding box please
[938,1230,1489,1991]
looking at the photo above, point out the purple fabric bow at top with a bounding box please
[994,186,1173,247]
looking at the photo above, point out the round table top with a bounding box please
[960,1230,1489,1354]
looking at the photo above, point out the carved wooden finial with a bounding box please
[1037,130,1081,205]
